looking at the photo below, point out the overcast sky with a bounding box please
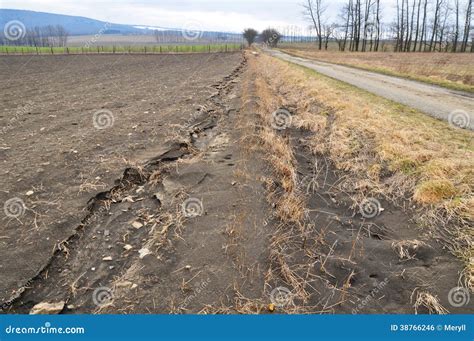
[1,0,399,32]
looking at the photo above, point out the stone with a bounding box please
[30,301,65,315]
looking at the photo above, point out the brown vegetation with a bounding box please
[279,48,474,92]
[252,50,473,288]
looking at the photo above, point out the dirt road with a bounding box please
[266,49,474,130]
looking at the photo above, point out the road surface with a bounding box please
[266,49,474,131]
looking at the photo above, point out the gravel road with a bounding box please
[267,49,474,130]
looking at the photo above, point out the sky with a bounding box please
[0,0,399,33]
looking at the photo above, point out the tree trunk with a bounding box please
[413,0,422,51]
[461,0,473,52]
[374,0,381,51]
[429,0,441,52]
[419,0,428,51]
[452,0,460,52]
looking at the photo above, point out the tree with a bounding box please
[361,0,373,52]
[374,0,381,51]
[243,28,258,46]
[340,0,353,51]
[354,0,362,50]
[260,28,282,47]
[461,0,473,52]
[452,0,460,52]
[418,0,429,51]
[303,0,326,50]
[413,0,422,51]
[429,0,443,51]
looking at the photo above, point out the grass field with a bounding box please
[278,45,474,93]
[0,43,244,55]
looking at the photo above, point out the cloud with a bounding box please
[1,0,399,32]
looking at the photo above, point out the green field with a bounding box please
[0,44,244,55]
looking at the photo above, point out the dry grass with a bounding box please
[252,75,306,225]
[411,289,449,314]
[391,240,427,260]
[240,52,358,313]
[251,50,473,287]
[279,48,474,92]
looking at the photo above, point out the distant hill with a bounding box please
[0,9,243,43]
[0,9,148,35]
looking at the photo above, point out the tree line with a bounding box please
[243,28,282,47]
[304,0,473,52]
[0,25,69,47]
[245,0,472,52]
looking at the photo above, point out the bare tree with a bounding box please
[361,0,373,52]
[429,0,443,51]
[461,0,473,52]
[340,0,353,51]
[437,1,451,51]
[452,0,460,51]
[419,0,429,51]
[398,0,406,51]
[303,0,326,50]
[413,0,422,51]
[374,0,381,51]
[407,0,417,51]
[355,0,362,50]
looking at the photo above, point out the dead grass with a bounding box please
[252,75,306,225]
[251,50,473,288]
[279,48,474,93]
[239,52,358,313]
[411,289,449,314]
[391,240,427,260]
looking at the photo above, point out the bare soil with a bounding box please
[0,52,471,314]
[0,53,242,307]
